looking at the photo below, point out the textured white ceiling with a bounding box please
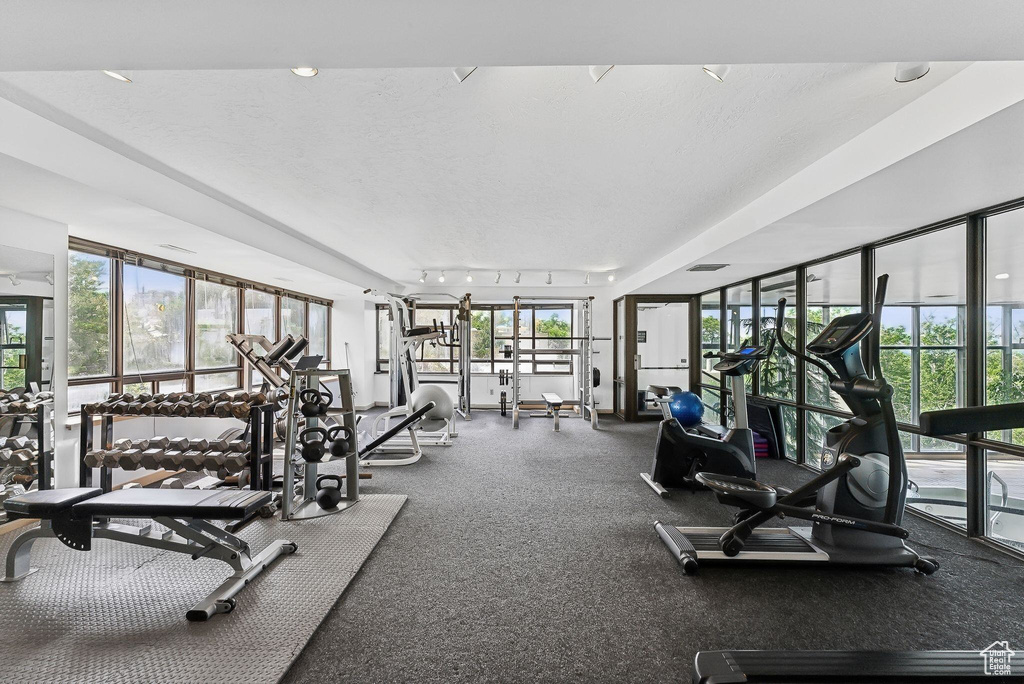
[0,63,964,286]
[641,96,1024,301]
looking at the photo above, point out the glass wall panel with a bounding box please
[244,290,277,342]
[780,405,798,462]
[281,297,305,339]
[195,371,241,393]
[905,436,967,534]
[986,208,1024,446]
[122,265,187,375]
[805,410,847,471]
[700,291,721,385]
[68,382,113,414]
[68,251,112,379]
[195,280,238,370]
[308,302,329,358]
[758,271,797,401]
[805,255,861,411]
[414,308,453,372]
[985,448,1024,551]
[471,309,492,373]
[702,387,723,425]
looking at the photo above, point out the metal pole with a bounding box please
[513,297,520,428]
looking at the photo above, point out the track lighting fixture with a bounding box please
[419,271,427,283]
[702,64,730,83]
[589,66,614,83]
[452,67,477,83]
[996,273,1010,280]
[514,272,522,284]
[607,273,616,282]
[584,272,591,285]
[7,274,21,286]
[102,70,131,83]
[894,62,930,83]
[45,273,54,286]
[438,271,446,283]
[495,272,502,284]
[466,272,473,283]
[546,272,552,285]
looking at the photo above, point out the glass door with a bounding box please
[621,295,690,421]
[613,298,626,419]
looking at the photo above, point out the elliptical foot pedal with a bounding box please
[655,521,699,572]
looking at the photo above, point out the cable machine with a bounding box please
[511,296,606,430]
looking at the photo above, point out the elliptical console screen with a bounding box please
[739,347,758,355]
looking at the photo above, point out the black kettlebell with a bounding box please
[315,474,343,509]
[327,425,354,458]
[300,387,333,417]
[298,427,328,462]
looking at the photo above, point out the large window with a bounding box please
[67,242,331,410]
[805,254,862,411]
[759,271,797,401]
[375,302,574,374]
[695,197,1024,557]
[699,291,721,386]
[67,252,112,379]
[195,280,238,370]
[122,265,187,376]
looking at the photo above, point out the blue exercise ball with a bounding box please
[668,391,704,427]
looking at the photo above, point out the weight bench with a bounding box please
[537,393,564,431]
[2,487,296,621]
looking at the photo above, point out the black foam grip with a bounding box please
[919,402,1024,436]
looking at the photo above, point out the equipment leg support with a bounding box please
[3,523,50,581]
[185,539,297,622]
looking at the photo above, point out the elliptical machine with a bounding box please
[640,331,776,498]
[655,275,939,575]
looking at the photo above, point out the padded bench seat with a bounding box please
[541,393,563,407]
[6,487,271,521]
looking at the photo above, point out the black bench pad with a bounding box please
[73,489,272,520]
[4,488,103,519]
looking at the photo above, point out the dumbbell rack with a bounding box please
[78,402,276,494]
[0,402,55,523]
[281,368,360,520]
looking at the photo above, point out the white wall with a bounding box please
[0,206,71,485]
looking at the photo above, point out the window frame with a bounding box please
[375,301,576,375]
[67,238,332,408]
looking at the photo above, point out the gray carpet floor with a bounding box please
[283,411,1024,683]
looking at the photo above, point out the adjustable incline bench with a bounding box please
[3,487,296,621]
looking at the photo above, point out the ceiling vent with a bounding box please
[686,263,729,272]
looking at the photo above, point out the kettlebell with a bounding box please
[300,389,327,418]
[327,425,354,458]
[315,474,344,509]
[298,427,328,462]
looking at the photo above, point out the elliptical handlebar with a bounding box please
[775,297,839,383]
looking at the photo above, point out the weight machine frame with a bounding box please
[511,296,607,430]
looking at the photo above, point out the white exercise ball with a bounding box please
[411,384,454,431]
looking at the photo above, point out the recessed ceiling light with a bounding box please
[102,70,132,83]
[894,62,930,83]
[291,67,319,78]
[438,270,446,283]
[607,273,616,282]
[702,64,730,83]
[466,272,473,283]
[995,273,1010,280]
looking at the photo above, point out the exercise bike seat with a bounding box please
[694,472,777,509]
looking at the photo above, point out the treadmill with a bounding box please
[693,649,1020,683]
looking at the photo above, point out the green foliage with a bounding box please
[701,314,720,344]
[471,311,491,359]
[68,254,111,378]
